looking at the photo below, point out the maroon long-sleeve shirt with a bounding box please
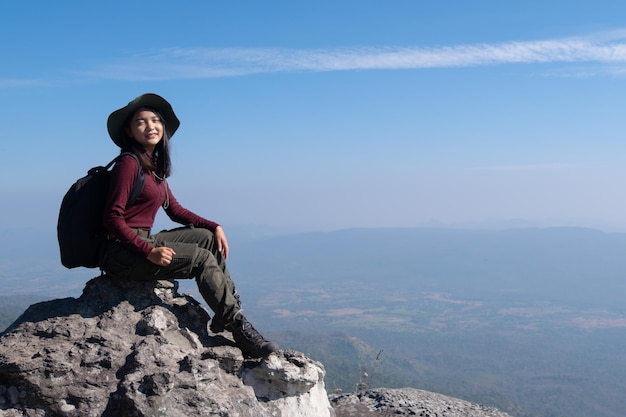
[103,153,219,257]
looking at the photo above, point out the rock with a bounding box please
[0,276,517,417]
[330,388,513,417]
[0,276,333,417]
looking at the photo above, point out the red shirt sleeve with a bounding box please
[164,182,220,231]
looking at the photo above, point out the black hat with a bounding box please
[107,93,180,148]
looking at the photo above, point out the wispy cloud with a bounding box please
[0,78,46,88]
[78,30,626,81]
[472,163,576,172]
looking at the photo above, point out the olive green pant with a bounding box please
[101,225,240,324]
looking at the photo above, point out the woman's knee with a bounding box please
[188,227,215,251]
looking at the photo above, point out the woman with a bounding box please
[101,93,278,358]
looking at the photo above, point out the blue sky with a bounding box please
[3,0,626,232]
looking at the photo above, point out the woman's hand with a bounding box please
[215,226,230,260]
[147,246,176,266]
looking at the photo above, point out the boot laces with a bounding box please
[239,317,268,345]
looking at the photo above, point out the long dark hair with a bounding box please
[120,107,172,179]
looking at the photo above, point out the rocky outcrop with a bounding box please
[330,388,513,417]
[0,276,515,417]
[0,276,332,417]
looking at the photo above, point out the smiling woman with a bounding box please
[100,93,279,359]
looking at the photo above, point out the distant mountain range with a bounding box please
[2,225,626,417]
[232,226,626,307]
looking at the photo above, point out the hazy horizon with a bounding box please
[3,225,626,417]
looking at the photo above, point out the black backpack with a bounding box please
[57,152,145,269]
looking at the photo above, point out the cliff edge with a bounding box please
[0,276,514,417]
[0,276,332,417]
[330,388,513,417]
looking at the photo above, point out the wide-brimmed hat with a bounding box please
[107,93,180,148]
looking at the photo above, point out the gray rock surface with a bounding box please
[0,276,514,417]
[0,276,332,417]
[330,388,513,417]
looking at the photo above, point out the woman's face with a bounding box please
[126,109,164,153]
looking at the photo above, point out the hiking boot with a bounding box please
[226,313,278,358]
[210,291,241,333]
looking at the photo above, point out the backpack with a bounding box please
[57,152,145,269]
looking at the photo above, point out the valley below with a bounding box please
[2,226,626,417]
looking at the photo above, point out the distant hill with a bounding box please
[3,226,626,417]
[232,226,626,308]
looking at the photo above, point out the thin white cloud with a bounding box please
[2,30,625,87]
[79,30,626,81]
[472,163,576,172]
[0,78,45,88]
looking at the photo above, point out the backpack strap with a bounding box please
[112,152,145,209]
